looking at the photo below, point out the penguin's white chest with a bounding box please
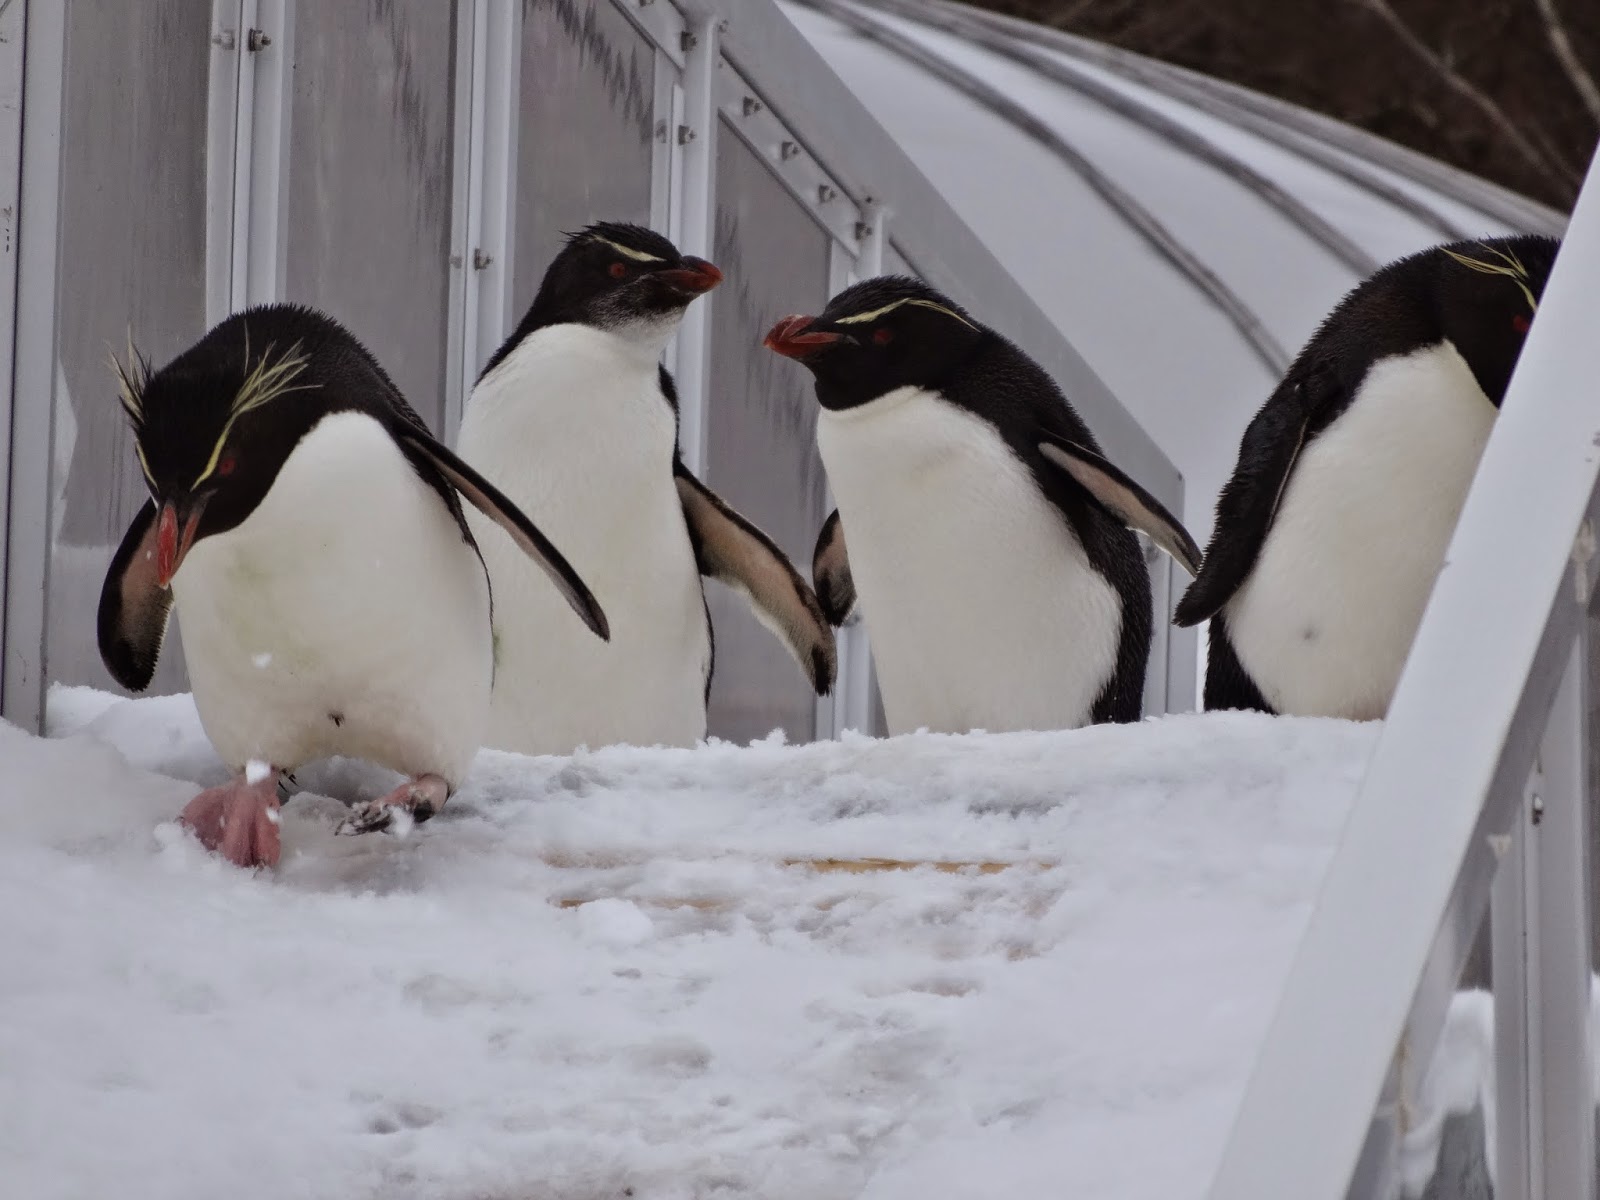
[173,411,492,782]
[457,324,708,755]
[1225,342,1497,719]
[817,386,1121,736]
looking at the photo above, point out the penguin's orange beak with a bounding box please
[763,315,844,359]
[657,257,723,295]
[155,499,206,588]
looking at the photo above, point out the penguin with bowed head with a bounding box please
[97,304,608,867]
[763,275,1201,737]
[1175,234,1560,718]
[455,221,836,755]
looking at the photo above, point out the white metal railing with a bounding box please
[1207,148,1600,1200]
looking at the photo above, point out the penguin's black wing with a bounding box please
[673,461,837,696]
[97,500,175,692]
[1034,433,1202,577]
[811,509,856,626]
[1173,373,1318,627]
[389,424,610,641]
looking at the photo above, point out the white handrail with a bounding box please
[1207,146,1600,1200]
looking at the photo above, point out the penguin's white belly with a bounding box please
[458,325,709,755]
[173,411,492,783]
[1225,342,1496,719]
[817,386,1121,736]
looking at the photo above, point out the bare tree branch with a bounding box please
[1349,0,1582,195]
[1530,0,1600,125]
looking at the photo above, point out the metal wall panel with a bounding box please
[283,0,458,428]
[511,0,656,313]
[44,0,211,695]
[704,123,832,744]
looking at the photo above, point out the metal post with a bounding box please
[1492,779,1536,1200]
[671,9,719,477]
[232,0,292,309]
[1533,636,1594,1196]
[827,203,887,737]
[1493,633,1595,1200]
[204,0,243,326]
[4,0,65,732]
[447,0,519,442]
[0,0,28,707]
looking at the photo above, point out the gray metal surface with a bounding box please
[866,0,1380,277]
[282,0,458,428]
[1207,156,1600,1200]
[702,118,832,745]
[510,0,656,317]
[795,0,1292,375]
[951,0,1565,241]
[44,0,210,698]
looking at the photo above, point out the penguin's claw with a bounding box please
[178,771,283,868]
[335,775,449,838]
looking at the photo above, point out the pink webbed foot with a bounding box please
[335,774,450,837]
[178,769,283,868]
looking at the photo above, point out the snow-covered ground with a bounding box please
[2,687,1489,1200]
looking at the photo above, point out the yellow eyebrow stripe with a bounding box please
[834,296,979,330]
[135,442,154,487]
[192,417,241,490]
[595,237,664,263]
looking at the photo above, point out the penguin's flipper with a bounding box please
[97,499,176,692]
[1035,432,1202,577]
[674,464,837,696]
[391,426,610,641]
[811,509,857,626]
[1172,377,1316,627]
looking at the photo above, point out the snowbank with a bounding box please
[4,688,1377,1200]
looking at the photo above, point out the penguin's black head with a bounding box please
[115,322,323,586]
[523,222,722,347]
[1430,234,1559,405]
[763,276,985,411]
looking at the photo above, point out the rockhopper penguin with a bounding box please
[455,222,835,755]
[1175,234,1560,719]
[765,275,1201,736]
[98,304,607,867]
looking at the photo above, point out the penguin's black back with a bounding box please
[1176,233,1559,633]
[1286,233,1557,415]
[142,303,472,541]
[941,330,1153,723]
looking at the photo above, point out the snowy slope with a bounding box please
[5,688,1377,1200]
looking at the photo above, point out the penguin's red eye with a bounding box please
[1512,313,1531,334]
[609,261,628,280]
[872,327,894,345]
[218,453,238,477]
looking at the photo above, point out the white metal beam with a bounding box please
[3,0,64,731]
[1207,152,1600,1200]
[671,10,719,477]
[0,0,28,704]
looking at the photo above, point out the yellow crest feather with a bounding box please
[1439,242,1540,314]
[192,336,319,489]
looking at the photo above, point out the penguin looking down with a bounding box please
[1176,234,1560,719]
[98,304,607,867]
[456,221,835,756]
[764,275,1200,736]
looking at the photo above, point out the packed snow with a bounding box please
[0,685,1499,1199]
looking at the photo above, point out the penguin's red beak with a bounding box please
[657,257,723,295]
[155,499,206,588]
[764,315,844,360]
